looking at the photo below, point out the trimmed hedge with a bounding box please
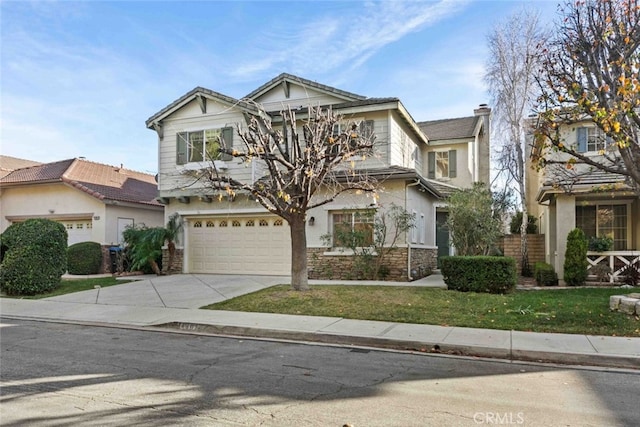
[68,241,103,275]
[0,219,67,295]
[534,261,558,286]
[440,256,517,294]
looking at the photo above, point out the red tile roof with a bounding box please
[0,158,161,207]
[0,155,42,178]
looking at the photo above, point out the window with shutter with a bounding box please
[427,152,435,179]
[449,150,457,178]
[576,127,587,152]
[177,133,188,165]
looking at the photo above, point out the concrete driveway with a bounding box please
[48,274,291,309]
[48,273,447,309]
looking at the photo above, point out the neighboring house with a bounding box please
[526,119,640,283]
[0,155,42,178]
[418,108,492,264]
[0,158,164,253]
[146,73,490,280]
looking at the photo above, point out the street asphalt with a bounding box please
[1,273,639,370]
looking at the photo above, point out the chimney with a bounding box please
[474,103,491,116]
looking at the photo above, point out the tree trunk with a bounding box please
[149,258,163,276]
[167,240,176,273]
[289,214,309,291]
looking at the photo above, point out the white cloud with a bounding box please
[232,0,470,79]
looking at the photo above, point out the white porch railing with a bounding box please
[586,251,640,283]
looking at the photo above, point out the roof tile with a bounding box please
[418,116,479,140]
[0,158,160,206]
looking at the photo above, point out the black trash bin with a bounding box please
[108,246,122,273]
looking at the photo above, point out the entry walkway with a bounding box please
[1,274,638,370]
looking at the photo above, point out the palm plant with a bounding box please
[122,225,166,276]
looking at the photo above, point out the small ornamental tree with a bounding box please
[0,218,68,295]
[186,105,377,290]
[446,182,503,256]
[564,228,588,286]
[534,0,640,193]
[322,204,415,280]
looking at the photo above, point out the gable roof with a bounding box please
[0,155,42,178]
[245,73,367,102]
[0,158,161,207]
[418,116,479,141]
[146,86,260,128]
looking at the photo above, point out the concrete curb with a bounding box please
[154,321,640,370]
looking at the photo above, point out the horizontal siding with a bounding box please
[254,84,348,112]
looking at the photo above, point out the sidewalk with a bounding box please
[1,273,639,370]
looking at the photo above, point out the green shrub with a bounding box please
[0,219,67,295]
[441,256,517,294]
[564,228,588,286]
[588,236,613,252]
[509,212,538,234]
[534,262,558,286]
[67,241,103,275]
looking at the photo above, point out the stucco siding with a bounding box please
[0,183,106,243]
[104,205,164,246]
[253,84,348,112]
[425,140,474,189]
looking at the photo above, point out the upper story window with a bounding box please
[176,127,233,165]
[332,120,375,151]
[577,126,610,153]
[427,150,457,179]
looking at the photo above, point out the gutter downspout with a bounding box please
[406,179,421,281]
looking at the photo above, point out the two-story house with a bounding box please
[146,73,490,280]
[526,119,640,283]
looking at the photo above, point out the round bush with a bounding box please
[68,241,103,275]
[0,219,67,295]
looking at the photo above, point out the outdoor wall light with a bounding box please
[308,216,315,226]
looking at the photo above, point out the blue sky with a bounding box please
[1,0,559,174]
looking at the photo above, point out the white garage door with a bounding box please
[59,220,93,246]
[188,216,291,275]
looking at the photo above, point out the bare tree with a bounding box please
[485,8,547,275]
[534,0,640,193]
[186,105,377,290]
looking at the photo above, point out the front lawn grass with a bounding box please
[1,277,131,299]
[203,286,640,337]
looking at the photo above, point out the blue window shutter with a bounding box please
[427,152,435,179]
[449,150,457,178]
[221,127,234,161]
[176,132,187,165]
[576,127,587,152]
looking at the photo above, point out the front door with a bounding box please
[436,211,449,268]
